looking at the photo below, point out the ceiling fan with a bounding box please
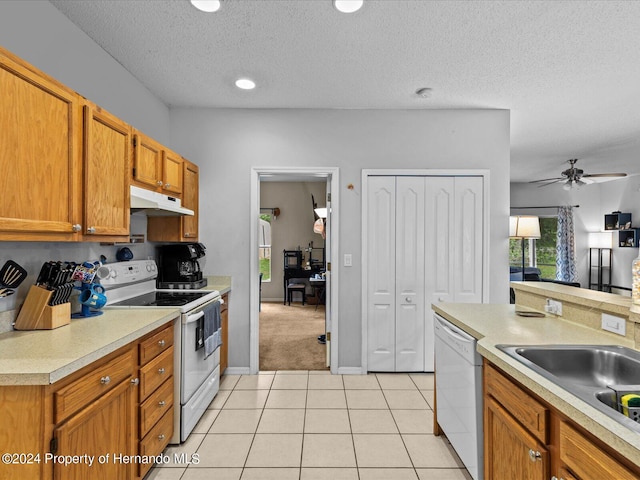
[530,159,627,190]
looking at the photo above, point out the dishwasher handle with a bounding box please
[434,314,475,343]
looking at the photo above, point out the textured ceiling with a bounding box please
[49,0,640,182]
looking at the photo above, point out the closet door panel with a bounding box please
[395,177,425,371]
[454,177,483,303]
[367,176,396,372]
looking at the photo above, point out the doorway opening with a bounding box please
[250,167,339,374]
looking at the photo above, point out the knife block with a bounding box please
[14,285,71,330]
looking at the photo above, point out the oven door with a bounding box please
[181,298,221,404]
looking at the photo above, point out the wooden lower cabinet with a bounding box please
[484,360,640,480]
[0,319,176,480]
[219,293,229,376]
[485,396,549,480]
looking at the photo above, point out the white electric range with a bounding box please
[101,259,221,444]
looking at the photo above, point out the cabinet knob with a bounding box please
[528,449,541,462]
[438,297,444,302]
[87,226,96,234]
[158,400,166,407]
[184,233,191,237]
[165,183,171,189]
[158,434,165,440]
[158,367,166,375]
[157,180,163,186]
[405,297,412,303]
[72,224,82,232]
[158,340,166,347]
[130,378,139,385]
[100,376,111,385]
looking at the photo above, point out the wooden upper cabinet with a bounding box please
[162,149,183,195]
[181,159,199,239]
[132,131,163,191]
[147,158,199,242]
[133,130,183,196]
[0,47,82,240]
[82,102,130,238]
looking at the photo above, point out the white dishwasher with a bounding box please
[434,313,483,480]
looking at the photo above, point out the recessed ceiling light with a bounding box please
[190,0,221,13]
[333,0,363,13]
[235,78,256,90]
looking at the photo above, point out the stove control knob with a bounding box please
[146,264,152,272]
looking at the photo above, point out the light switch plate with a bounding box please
[601,313,626,336]
[344,253,352,267]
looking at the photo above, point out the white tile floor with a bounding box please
[146,371,472,480]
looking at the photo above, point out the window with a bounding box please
[509,216,557,279]
[259,214,272,282]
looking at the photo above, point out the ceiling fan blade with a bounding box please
[535,179,564,188]
[582,173,627,178]
[529,177,563,184]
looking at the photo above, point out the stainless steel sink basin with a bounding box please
[497,344,640,434]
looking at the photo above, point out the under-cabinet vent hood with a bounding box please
[130,185,194,216]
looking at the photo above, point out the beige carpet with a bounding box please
[259,301,327,371]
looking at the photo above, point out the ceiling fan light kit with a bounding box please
[530,159,627,188]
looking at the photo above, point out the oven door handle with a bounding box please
[185,310,205,324]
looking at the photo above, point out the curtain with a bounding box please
[556,206,578,282]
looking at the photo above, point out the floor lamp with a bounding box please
[510,216,541,280]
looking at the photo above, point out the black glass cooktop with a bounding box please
[111,291,212,307]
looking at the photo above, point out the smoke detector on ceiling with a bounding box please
[415,87,433,98]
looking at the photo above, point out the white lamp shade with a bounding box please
[588,231,612,249]
[314,207,328,219]
[510,215,541,239]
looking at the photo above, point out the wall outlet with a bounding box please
[601,313,626,336]
[544,299,562,316]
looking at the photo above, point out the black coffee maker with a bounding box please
[157,243,208,289]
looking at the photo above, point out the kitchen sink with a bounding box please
[497,344,640,434]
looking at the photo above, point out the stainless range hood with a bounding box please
[130,185,194,216]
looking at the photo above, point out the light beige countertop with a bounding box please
[0,308,179,386]
[432,302,640,468]
[203,275,231,295]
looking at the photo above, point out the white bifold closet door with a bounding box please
[367,175,483,372]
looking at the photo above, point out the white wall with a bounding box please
[170,108,511,370]
[260,182,327,301]
[0,1,169,318]
[0,0,170,143]
[511,175,640,289]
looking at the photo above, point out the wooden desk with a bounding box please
[283,267,322,304]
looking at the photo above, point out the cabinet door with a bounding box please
[83,104,130,237]
[162,149,183,195]
[182,160,199,239]
[366,176,396,372]
[485,396,549,480]
[395,177,425,371]
[54,378,135,480]
[133,132,162,189]
[0,48,81,240]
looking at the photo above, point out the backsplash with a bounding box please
[0,216,156,320]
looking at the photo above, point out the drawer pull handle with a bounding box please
[528,449,541,462]
[100,376,111,385]
[158,368,166,375]
[158,340,166,347]
[131,378,139,385]
[158,400,166,407]
[158,434,165,440]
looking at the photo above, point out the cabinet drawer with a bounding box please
[140,377,174,437]
[139,346,174,400]
[559,421,638,480]
[485,363,548,444]
[139,409,173,478]
[139,323,174,366]
[54,348,134,423]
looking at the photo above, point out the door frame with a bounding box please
[250,167,340,374]
[361,169,490,373]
